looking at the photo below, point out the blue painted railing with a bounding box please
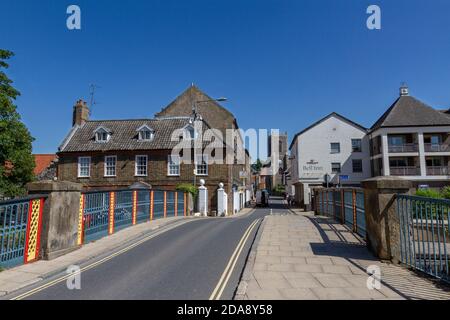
[0,195,46,268]
[81,189,187,244]
[397,195,450,283]
[314,188,366,238]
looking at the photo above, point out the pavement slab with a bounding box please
[235,208,450,300]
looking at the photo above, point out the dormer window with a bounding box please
[183,125,197,140]
[94,127,111,143]
[137,125,154,141]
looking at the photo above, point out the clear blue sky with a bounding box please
[2,0,450,160]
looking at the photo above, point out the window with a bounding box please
[135,155,148,176]
[195,155,208,176]
[331,162,341,174]
[388,136,405,146]
[352,159,363,173]
[168,155,180,176]
[139,130,154,141]
[330,143,340,154]
[137,125,154,141]
[78,157,91,177]
[426,157,442,167]
[184,125,197,140]
[389,158,408,167]
[352,139,362,152]
[94,128,110,142]
[104,156,117,177]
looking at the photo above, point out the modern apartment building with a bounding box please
[368,85,450,187]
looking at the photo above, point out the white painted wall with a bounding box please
[291,115,371,205]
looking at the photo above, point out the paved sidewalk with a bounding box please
[235,211,450,300]
[0,207,254,297]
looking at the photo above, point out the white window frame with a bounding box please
[95,128,110,143]
[195,155,208,176]
[330,143,340,154]
[138,129,154,141]
[351,139,362,153]
[167,155,180,176]
[331,162,341,174]
[78,156,91,178]
[104,155,117,177]
[135,155,148,176]
[183,125,197,140]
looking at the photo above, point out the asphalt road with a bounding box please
[7,197,290,300]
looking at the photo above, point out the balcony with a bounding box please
[426,166,450,176]
[390,166,420,176]
[388,143,418,153]
[424,143,450,152]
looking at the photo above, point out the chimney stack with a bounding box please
[400,83,409,97]
[72,99,89,126]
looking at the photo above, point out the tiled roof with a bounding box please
[33,154,56,175]
[289,112,367,150]
[370,95,450,131]
[59,117,215,152]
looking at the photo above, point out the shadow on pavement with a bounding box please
[305,214,450,300]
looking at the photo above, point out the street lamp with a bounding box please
[192,96,228,187]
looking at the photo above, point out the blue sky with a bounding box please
[2,0,450,160]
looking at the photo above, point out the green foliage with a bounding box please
[441,186,450,200]
[251,159,262,173]
[272,184,285,196]
[0,49,35,197]
[176,183,198,197]
[415,188,443,199]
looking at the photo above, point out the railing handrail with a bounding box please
[396,194,450,205]
[0,194,48,206]
[312,187,363,192]
[82,188,186,195]
[388,143,419,152]
[424,143,450,151]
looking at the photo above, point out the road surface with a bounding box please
[7,197,290,300]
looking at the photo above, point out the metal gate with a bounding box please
[397,195,450,283]
[0,196,45,268]
[81,189,187,245]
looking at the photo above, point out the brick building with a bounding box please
[57,86,251,214]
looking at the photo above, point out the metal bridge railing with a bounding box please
[79,189,188,245]
[397,195,450,283]
[314,188,366,238]
[0,195,47,268]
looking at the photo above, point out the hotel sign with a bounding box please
[303,159,324,172]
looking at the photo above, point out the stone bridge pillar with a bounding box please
[361,176,413,263]
[27,180,83,260]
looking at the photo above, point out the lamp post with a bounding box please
[191,96,228,188]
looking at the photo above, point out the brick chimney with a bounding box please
[72,99,89,126]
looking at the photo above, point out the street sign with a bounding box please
[339,175,349,181]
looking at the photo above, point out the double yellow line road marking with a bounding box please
[209,218,261,300]
[10,220,190,300]
[10,216,261,300]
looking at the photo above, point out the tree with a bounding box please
[0,49,35,197]
[251,158,263,173]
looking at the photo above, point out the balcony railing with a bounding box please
[390,166,420,176]
[424,143,450,152]
[426,166,450,176]
[388,143,418,153]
